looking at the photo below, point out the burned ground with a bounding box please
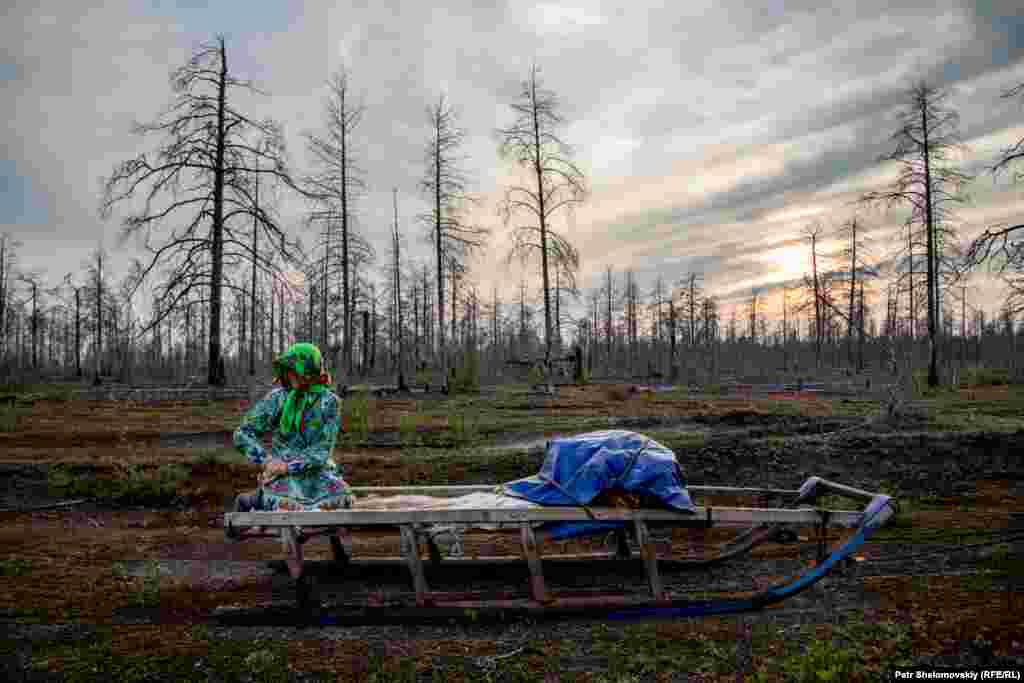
[0,382,1022,680]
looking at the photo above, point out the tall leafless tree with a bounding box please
[101,35,300,386]
[860,80,972,387]
[420,93,488,386]
[391,188,408,391]
[831,216,879,369]
[602,266,616,372]
[746,287,762,344]
[964,81,1024,315]
[801,222,826,366]
[678,273,704,348]
[81,247,112,383]
[0,233,22,363]
[497,64,588,365]
[15,271,46,370]
[303,67,367,377]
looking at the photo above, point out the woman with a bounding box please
[230,342,353,516]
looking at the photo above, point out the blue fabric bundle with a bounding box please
[503,430,695,540]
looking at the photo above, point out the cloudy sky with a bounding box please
[3,0,1024,331]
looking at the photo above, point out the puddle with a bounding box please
[159,431,234,449]
[119,558,275,581]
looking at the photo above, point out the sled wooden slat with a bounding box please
[349,485,801,498]
[281,527,304,580]
[634,519,665,601]
[400,525,429,606]
[520,524,549,603]
[226,505,862,529]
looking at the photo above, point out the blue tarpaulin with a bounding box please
[503,430,696,540]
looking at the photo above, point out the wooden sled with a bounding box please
[222,477,896,618]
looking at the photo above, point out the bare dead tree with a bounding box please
[100,35,301,386]
[80,247,114,383]
[746,287,762,344]
[801,222,826,366]
[553,259,580,353]
[60,274,84,377]
[497,64,587,365]
[963,81,1024,315]
[0,233,22,363]
[419,94,488,386]
[860,80,972,387]
[603,266,616,372]
[13,271,46,370]
[678,273,704,348]
[832,215,881,369]
[391,188,407,391]
[302,67,367,377]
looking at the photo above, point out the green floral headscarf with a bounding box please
[273,342,330,434]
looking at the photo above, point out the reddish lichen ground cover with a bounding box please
[1,387,1022,679]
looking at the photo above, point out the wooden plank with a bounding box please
[351,485,499,497]
[614,529,631,559]
[400,525,429,607]
[634,519,665,602]
[280,527,305,581]
[689,485,799,497]
[329,529,351,569]
[349,484,801,497]
[520,524,549,604]
[226,506,862,528]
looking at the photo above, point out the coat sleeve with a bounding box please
[233,389,284,465]
[285,392,341,476]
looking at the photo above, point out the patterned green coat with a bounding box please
[233,387,353,511]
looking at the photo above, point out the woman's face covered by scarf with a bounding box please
[274,343,325,387]
[273,343,332,434]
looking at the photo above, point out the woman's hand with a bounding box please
[260,459,288,484]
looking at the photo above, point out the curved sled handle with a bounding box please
[609,489,898,620]
[796,476,881,504]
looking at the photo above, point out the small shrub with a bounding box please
[527,364,545,387]
[192,448,247,467]
[399,412,421,445]
[244,649,280,678]
[342,393,370,443]
[0,558,32,577]
[47,464,97,499]
[776,638,856,681]
[48,463,188,506]
[0,403,23,432]
[118,463,188,506]
[448,412,478,445]
[0,382,75,402]
[125,560,163,609]
[962,366,1009,388]
[911,368,959,398]
[450,350,481,394]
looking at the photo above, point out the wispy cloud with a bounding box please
[0,0,1022,328]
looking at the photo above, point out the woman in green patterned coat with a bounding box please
[230,342,353,515]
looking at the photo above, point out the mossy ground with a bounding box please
[1,380,1022,679]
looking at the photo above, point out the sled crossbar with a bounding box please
[226,506,863,528]
[347,484,802,498]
